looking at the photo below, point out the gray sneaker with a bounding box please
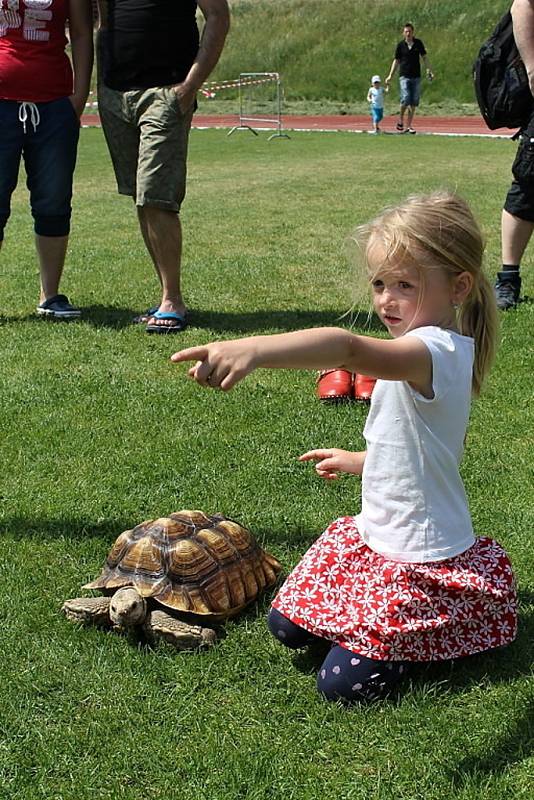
[494,271,521,310]
[37,294,81,319]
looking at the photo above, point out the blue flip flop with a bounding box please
[146,309,187,334]
[133,305,159,324]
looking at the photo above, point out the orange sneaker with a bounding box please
[316,369,353,402]
[353,373,376,402]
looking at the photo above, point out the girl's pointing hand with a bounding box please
[171,340,257,390]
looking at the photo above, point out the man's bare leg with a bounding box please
[502,209,534,264]
[135,206,163,321]
[137,206,186,328]
[495,209,530,309]
[137,206,162,284]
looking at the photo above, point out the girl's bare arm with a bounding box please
[171,327,431,392]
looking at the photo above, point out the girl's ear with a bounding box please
[451,271,474,305]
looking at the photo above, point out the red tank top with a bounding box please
[0,0,73,102]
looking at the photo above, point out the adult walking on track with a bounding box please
[0,0,94,319]
[385,22,434,135]
[496,0,534,310]
[96,0,230,333]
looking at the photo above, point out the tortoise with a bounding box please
[62,510,282,649]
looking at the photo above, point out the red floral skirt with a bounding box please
[272,517,517,661]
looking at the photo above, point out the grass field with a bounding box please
[1,127,533,800]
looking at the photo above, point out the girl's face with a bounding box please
[370,249,456,337]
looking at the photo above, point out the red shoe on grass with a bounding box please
[316,371,376,403]
[353,373,376,403]
[316,369,353,402]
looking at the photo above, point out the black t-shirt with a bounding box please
[101,0,200,90]
[394,38,427,79]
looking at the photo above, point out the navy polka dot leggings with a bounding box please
[268,607,409,704]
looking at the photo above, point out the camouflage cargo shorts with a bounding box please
[98,83,194,212]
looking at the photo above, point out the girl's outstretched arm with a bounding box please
[299,449,366,480]
[170,327,431,392]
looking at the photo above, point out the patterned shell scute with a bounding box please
[83,511,282,619]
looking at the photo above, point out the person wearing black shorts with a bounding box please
[497,0,534,309]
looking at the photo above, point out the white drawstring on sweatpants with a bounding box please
[18,101,40,134]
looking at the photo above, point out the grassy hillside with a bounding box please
[206,0,511,113]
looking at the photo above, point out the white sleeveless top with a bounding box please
[355,326,476,562]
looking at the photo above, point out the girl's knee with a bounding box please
[317,646,408,704]
[267,607,318,649]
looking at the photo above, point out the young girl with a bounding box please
[171,191,517,704]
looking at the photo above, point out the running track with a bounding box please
[81,112,513,138]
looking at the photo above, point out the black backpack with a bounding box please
[474,10,533,130]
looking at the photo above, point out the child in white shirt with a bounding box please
[367,74,387,133]
[172,191,517,705]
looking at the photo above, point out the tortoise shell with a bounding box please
[83,510,282,620]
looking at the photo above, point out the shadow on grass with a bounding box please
[0,306,384,334]
[0,517,320,551]
[186,307,384,335]
[0,306,138,330]
[449,695,534,786]
[0,515,135,541]
[255,525,325,556]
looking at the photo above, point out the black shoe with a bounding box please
[36,294,81,319]
[494,271,521,310]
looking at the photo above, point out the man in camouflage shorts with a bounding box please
[97,0,230,332]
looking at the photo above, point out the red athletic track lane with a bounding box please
[81,112,513,138]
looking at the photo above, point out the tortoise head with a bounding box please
[109,587,147,627]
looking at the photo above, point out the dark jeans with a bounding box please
[268,607,409,704]
[0,97,80,240]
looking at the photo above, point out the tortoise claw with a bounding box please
[144,609,217,650]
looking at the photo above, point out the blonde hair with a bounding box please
[350,191,498,396]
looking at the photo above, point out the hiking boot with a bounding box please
[494,270,521,310]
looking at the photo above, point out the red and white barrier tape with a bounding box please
[84,76,280,106]
[200,74,279,98]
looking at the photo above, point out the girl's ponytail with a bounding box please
[457,270,499,396]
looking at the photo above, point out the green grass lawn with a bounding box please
[1,128,533,800]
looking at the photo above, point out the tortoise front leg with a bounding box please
[62,596,112,627]
[144,609,217,650]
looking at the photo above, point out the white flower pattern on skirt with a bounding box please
[272,517,517,662]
